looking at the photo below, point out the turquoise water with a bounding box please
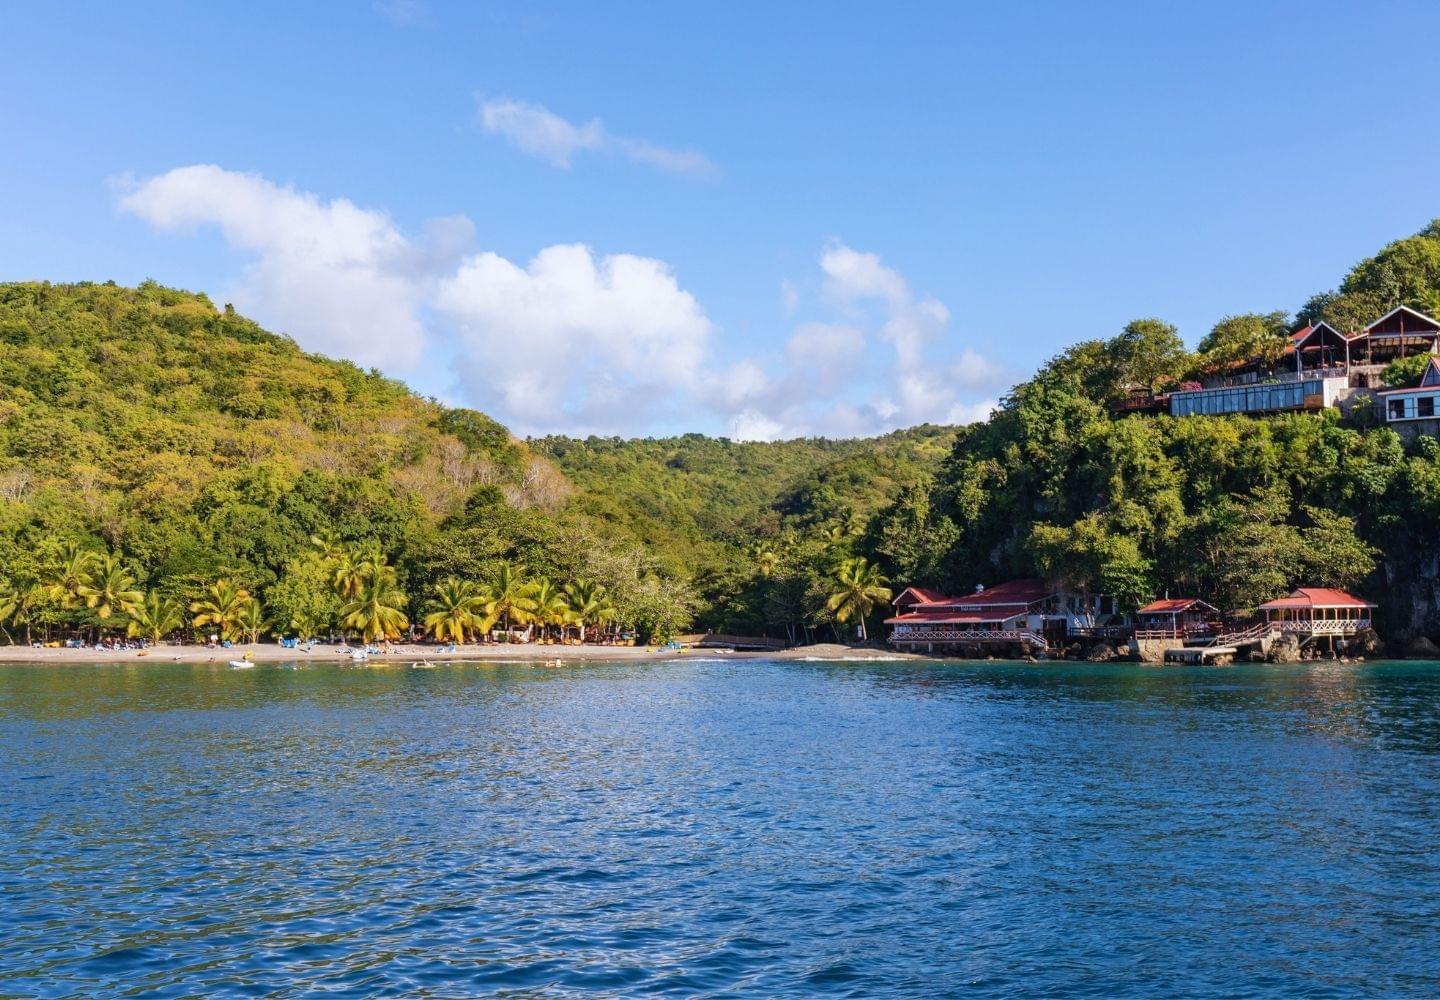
[3,658,1440,996]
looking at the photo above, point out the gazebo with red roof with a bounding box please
[1256,588,1376,637]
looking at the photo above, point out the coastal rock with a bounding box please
[1270,633,1302,664]
[1406,635,1440,659]
[1086,640,1118,663]
[1344,628,1383,657]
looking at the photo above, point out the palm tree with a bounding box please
[190,579,252,641]
[424,577,492,644]
[0,580,43,645]
[750,543,780,579]
[563,580,616,643]
[331,543,382,601]
[235,598,268,644]
[340,568,409,643]
[126,590,185,644]
[825,557,892,643]
[528,578,571,640]
[487,562,536,635]
[309,529,346,561]
[76,552,143,622]
[45,542,98,608]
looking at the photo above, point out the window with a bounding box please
[1420,396,1435,418]
[1389,398,1407,420]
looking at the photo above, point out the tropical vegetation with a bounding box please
[7,221,1440,646]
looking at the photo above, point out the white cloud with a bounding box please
[117,164,449,369]
[476,97,715,176]
[434,243,713,434]
[821,244,911,307]
[785,322,864,371]
[723,244,1002,440]
[728,410,785,442]
[119,167,1002,440]
[477,99,605,169]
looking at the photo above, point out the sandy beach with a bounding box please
[0,641,922,665]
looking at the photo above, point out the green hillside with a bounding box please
[880,221,1440,646]
[0,280,948,641]
[8,220,1440,648]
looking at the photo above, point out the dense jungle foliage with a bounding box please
[874,221,1440,642]
[6,219,1440,645]
[0,279,941,643]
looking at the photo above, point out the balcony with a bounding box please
[1274,618,1370,635]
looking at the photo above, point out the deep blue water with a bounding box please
[3,658,1440,997]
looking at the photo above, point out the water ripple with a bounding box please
[2,659,1440,995]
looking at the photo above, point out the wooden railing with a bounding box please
[1276,618,1370,635]
[1133,625,1219,641]
[1208,621,1277,645]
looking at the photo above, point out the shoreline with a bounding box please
[0,641,928,665]
[0,642,1381,666]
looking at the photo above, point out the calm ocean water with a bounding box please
[2,658,1440,997]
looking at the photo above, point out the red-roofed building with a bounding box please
[1135,598,1220,640]
[1288,321,1353,374]
[1155,305,1440,419]
[886,579,1122,652]
[1257,588,1376,637]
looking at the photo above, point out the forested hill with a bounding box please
[8,219,1440,648]
[882,220,1440,648]
[0,280,947,639]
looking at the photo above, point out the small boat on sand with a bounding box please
[229,659,254,669]
[412,659,435,669]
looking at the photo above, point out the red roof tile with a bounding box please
[1137,598,1216,615]
[894,578,1054,611]
[1257,588,1376,610]
[892,586,958,606]
[952,578,1053,608]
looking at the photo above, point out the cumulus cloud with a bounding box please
[476,97,716,176]
[717,244,1001,440]
[119,166,1001,439]
[434,243,713,434]
[117,165,450,368]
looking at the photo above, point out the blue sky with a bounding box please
[4,1,1440,438]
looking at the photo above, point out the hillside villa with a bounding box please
[1116,304,1440,423]
[1377,355,1440,424]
